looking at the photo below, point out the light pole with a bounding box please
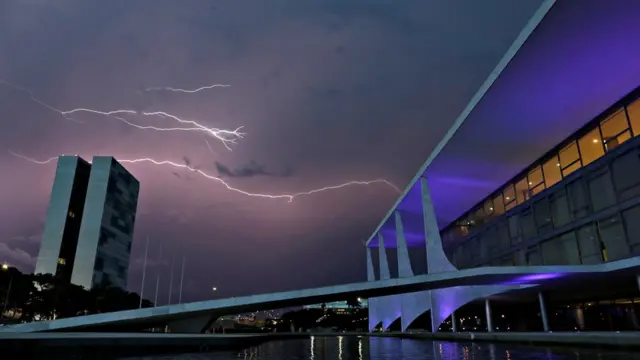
[2,264,13,317]
[139,236,149,309]
[178,256,185,304]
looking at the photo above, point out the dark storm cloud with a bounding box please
[0,0,545,301]
[215,160,293,178]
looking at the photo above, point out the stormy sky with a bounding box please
[0,0,542,303]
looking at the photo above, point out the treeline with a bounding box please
[0,267,152,323]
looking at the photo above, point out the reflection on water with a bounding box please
[124,336,640,360]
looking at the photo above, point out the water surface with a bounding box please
[123,336,640,360]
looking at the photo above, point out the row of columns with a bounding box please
[368,177,551,333]
[448,293,550,333]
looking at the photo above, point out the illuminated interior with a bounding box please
[441,88,640,243]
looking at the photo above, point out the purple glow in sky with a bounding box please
[0,0,545,302]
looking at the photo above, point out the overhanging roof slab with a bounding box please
[368,0,640,246]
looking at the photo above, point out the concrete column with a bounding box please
[366,247,375,281]
[420,177,455,274]
[485,299,493,333]
[450,311,458,333]
[395,211,414,278]
[378,233,391,280]
[538,292,550,332]
[366,247,379,333]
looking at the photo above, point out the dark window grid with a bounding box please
[550,188,573,228]
[596,215,629,261]
[462,176,640,268]
[606,160,631,249]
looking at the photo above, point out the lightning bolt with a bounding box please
[145,84,231,93]
[0,79,243,150]
[9,151,401,202]
[60,109,244,149]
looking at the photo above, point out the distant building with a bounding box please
[35,156,140,290]
[303,299,368,311]
[35,156,92,282]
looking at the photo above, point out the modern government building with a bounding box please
[365,0,640,333]
[34,156,140,290]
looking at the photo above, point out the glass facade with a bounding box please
[440,87,640,269]
[71,157,140,290]
[34,156,91,281]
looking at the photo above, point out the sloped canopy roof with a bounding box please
[369,0,640,247]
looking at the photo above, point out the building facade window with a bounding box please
[627,98,640,136]
[559,141,582,177]
[440,89,640,250]
[601,109,631,151]
[578,128,605,166]
[543,155,562,188]
[503,184,516,211]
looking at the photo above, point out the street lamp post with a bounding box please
[1,264,12,317]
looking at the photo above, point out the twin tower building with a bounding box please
[34,156,140,290]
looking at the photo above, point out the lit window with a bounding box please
[578,128,604,166]
[542,156,562,188]
[492,193,505,216]
[503,184,516,210]
[514,177,529,204]
[627,99,640,137]
[68,211,75,218]
[57,258,67,265]
[600,108,631,150]
[558,141,581,177]
[527,166,544,192]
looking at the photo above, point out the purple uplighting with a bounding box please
[369,0,640,248]
[504,273,564,284]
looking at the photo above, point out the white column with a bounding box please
[395,211,414,277]
[366,246,378,333]
[451,311,458,332]
[485,299,493,332]
[538,292,550,332]
[366,247,376,281]
[378,233,391,280]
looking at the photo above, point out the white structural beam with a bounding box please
[364,0,556,247]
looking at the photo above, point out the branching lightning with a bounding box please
[0,79,243,150]
[145,84,230,93]
[4,80,400,202]
[9,151,401,202]
[61,109,244,149]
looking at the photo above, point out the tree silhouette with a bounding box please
[1,269,153,323]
